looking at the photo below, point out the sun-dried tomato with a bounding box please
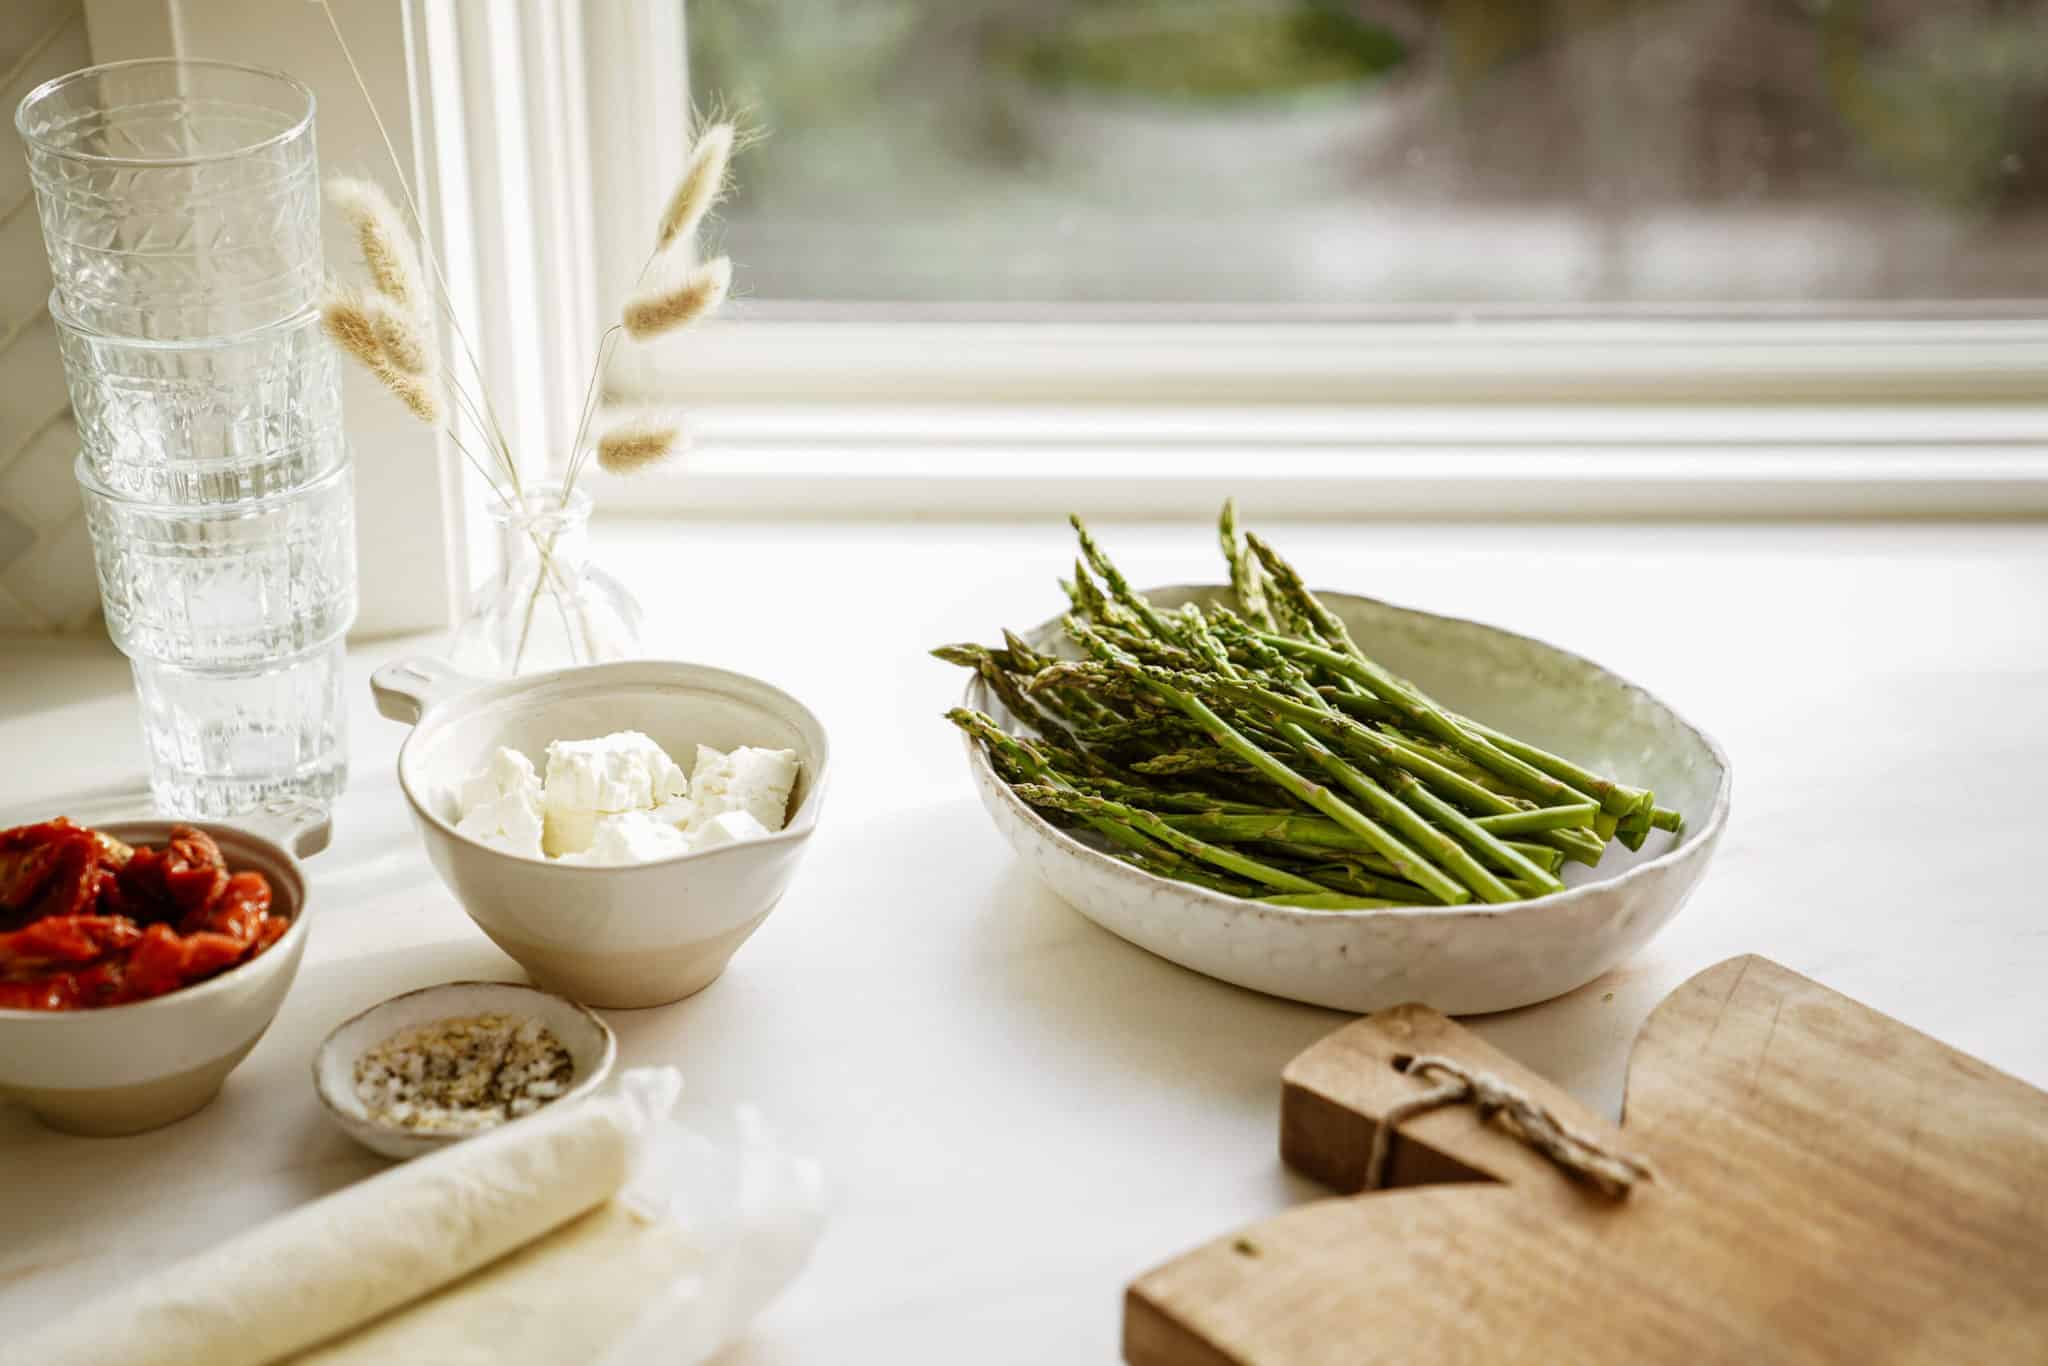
[0,820,283,1010]
[0,821,119,930]
[180,870,271,939]
[0,914,143,972]
[112,826,228,925]
[122,923,257,1001]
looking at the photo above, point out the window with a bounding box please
[687,0,2048,313]
[441,3,2048,519]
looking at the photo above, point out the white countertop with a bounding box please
[3,518,2046,1362]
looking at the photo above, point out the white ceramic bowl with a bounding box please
[964,586,1731,1015]
[312,980,617,1160]
[373,657,831,1009]
[0,802,328,1135]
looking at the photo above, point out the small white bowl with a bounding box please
[312,980,617,1161]
[0,802,328,1136]
[965,585,1732,1015]
[372,657,831,1008]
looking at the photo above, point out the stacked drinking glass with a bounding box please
[16,59,356,817]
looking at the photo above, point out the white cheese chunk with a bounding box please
[542,732,689,856]
[685,809,772,853]
[686,745,799,833]
[453,747,546,859]
[555,811,692,866]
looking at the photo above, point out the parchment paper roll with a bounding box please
[18,1088,648,1366]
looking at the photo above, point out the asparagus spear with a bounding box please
[1012,784,1329,895]
[1218,499,1276,630]
[1072,516,1181,644]
[947,710,1183,870]
[1160,809,1578,862]
[1067,619,1474,906]
[1177,606,1536,904]
[1113,851,1256,898]
[1257,893,1406,911]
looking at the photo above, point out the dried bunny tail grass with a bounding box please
[595,410,689,475]
[367,300,433,376]
[322,286,440,424]
[621,256,730,340]
[320,287,384,370]
[654,122,735,252]
[327,176,427,312]
[383,368,440,425]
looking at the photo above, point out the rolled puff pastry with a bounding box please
[19,1085,649,1366]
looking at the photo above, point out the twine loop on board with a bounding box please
[1363,1053,1655,1200]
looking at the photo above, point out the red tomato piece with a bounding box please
[0,914,143,973]
[114,826,227,924]
[180,871,272,940]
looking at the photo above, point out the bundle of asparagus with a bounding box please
[935,504,1682,911]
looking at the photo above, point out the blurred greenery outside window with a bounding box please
[686,0,2048,314]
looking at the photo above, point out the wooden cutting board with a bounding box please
[1126,956,2048,1364]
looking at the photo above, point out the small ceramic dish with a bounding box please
[963,585,1732,1015]
[0,801,329,1136]
[312,980,617,1161]
[371,656,831,1008]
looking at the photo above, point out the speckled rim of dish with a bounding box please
[962,583,1733,923]
[310,980,618,1135]
[376,658,830,873]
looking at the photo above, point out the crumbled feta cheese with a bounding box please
[556,810,693,866]
[686,808,773,853]
[451,733,795,865]
[542,732,689,856]
[686,745,800,833]
[453,746,545,859]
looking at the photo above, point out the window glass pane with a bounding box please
[687,0,2048,313]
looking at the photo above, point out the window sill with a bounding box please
[586,402,2048,520]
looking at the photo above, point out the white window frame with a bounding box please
[433,3,2048,522]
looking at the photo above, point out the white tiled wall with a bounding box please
[0,1,100,635]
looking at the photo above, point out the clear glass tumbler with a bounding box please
[131,638,348,817]
[15,59,321,339]
[54,296,345,504]
[77,455,358,668]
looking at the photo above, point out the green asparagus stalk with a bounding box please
[1455,716,1654,824]
[1113,851,1256,898]
[1470,802,1599,835]
[1133,749,1257,776]
[947,709,1188,867]
[1012,784,1329,894]
[1257,893,1405,911]
[1072,517,1181,644]
[1371,762,1565,894]
[1173,607,1520,903]
[1179,611,1531,904]
[1218,499,1276,630]
[1067,620,1475,906]
[1281,862,1440,904]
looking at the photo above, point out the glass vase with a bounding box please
[448,484,643,677]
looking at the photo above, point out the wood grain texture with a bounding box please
[1127,956,2048,1365]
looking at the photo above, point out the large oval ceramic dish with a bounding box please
[374,657,830,1009]
[0,803,327,1135]
[963,586,1730,1014]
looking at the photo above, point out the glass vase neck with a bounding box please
[488,483,591,568]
